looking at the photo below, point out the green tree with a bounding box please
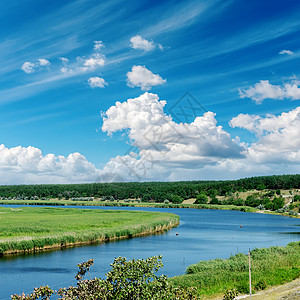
[12,257,199,300]
[195,193,208,204]
[210,197,221,205]
[273,197,285,210]
[171,195,183,204]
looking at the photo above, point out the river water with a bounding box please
[0,205,299,299]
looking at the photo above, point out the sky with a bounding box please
[1,0,300,184]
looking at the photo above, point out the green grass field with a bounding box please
[0,206,179,255]
[171,241,300,298]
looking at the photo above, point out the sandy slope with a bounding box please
[237,278,300,300]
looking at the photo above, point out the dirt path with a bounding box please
[206,278,300,300]
[236,278,300,300]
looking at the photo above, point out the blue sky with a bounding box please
[1,0,300,184]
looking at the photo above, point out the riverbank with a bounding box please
[1,198,299,219]
[0,198,257,211]
[0,206,179,256]
[170,241,300,299]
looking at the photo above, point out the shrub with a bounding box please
[294,194,300,202]
[236,281,249,294]
[223,289,238,300]
[195,193,208,204]
[254,280,267,291]
[273,197,285,210]
[210,197,221,205]
[171,195,183,204]
[12,256,199,300]
[257,204,265,210]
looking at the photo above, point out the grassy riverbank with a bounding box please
[0,198,257,213]
[171,241,300,298]
[0,206,179,255]
[4,197,299,218]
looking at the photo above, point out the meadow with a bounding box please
[0,206,179,255]
[171,241,300,298]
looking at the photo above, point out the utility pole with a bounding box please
[248,248,252,297]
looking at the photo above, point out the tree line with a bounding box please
[0,174,299,203]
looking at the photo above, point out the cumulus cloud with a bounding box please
[0,144,101,184]
[130,35,155,51]
[82,53,105,70]
[57,54,105,74]
[88,76,108,88]
[37,58,50,66]
[279,49,294,55]
[229,106,300,163]
[239,79,300,103]
[100,94,300,181]
[126,65,166,91]
[94,40,104,50]
[21,59,50,74]
[21,62,36,74]
[100,92,245,181]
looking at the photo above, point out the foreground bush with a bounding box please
[12,256,198,300]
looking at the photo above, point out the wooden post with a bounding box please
[248,248,252,297]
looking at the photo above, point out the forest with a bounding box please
[0,174,299,204]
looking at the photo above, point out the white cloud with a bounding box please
[130,35,155,51]
[0,144,101,184]
[229,106,300,163]
[88,76,107,88]
[94,40,104,50]
[126,65,166,91]
[158,43,164,51]
[21,59,50,74]
[101,92,245,181]
[60,67,70,74]
[279,49,294,55]
[239,79,300,103]
[37,58,50,66]
[21,62,36,74]
[82,53,105,70]
[59,57,69,64]
[100,94,300,181]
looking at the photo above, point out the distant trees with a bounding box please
[0,174,299,206]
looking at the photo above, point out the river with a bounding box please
[0,205,299,299]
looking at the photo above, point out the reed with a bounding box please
[0,207,179,255]
[170,241,300,297]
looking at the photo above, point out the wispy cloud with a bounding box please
[94,41,105,50]
[143,0,216,37]
[279,49,294,55]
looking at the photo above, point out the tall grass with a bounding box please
[170,241,300,297]
[0,207,179,255]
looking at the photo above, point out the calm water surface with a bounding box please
[0,205,299,299]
